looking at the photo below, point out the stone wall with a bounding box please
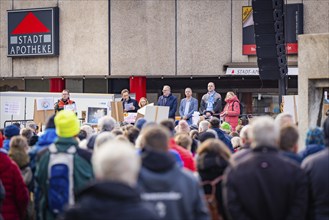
[298,33,329,149]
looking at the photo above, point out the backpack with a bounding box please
[201,175,224,220]
[232,101,244,117]
[47,144,76,214]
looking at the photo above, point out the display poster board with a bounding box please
[33,99,54,124]
[87,107,108,124]
[4,101,21,115]
[144,106,169,123]
[36,98,55,111]
[110,101,124,122]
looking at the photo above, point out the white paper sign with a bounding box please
[36,98,55,110]
[64,103,77,112]
[4,101,20,115]
[144,106,169,123]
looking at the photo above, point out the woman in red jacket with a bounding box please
[220,91,241,132]
[0,151,29,220]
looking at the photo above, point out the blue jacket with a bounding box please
[2,139,10,152]
[29,128,58,173]
[299,144,325,161]
[212,128,234,153]
[179,97,198,125]
[157,94,178,119]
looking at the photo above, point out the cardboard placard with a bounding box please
[110,101,124,122]
[33,99,55,124]
[87,107,108,124]
[144,106,169,123]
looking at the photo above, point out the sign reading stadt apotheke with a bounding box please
[7,7,59,57]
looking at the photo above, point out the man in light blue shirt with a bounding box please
[200,82,222,117]
[179,88,198,125]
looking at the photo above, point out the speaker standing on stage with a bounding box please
[157,85,177,119]
[54,89,76,113]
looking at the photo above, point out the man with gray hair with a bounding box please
[86,116,117,151]
[61,140,158,220]
[223,116,308,220]
[138,125,209,220]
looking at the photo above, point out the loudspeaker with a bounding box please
[252,0,288,80]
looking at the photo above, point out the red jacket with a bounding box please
[0,152,29,220]
[220,96,240,132]
[169,139,196,172]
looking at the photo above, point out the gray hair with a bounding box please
[274,112,294,130]
[239,124,251,146]
[199,120,210,133]
[249,116,278,148]
[92,140,140,186]
[94,132,115,152]
[80,125,94,140]
[98,116,117,132]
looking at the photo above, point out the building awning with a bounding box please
[223,61,298,76]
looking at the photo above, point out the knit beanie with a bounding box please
[4,125,20,139]
[221,122,232,133]
[305,127,325,146]
[135,118,147,130]
[55,110,80,138]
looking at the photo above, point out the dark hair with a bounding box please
[124,127,140,145]
[160,119,175,133]
[121,89,129,95]
[209,117,220,128]
[279,125,299,151]
[46,115,56,129]
[78,130,87,141]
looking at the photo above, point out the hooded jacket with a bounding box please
[220,96,240,132]
[60,181,159,220]
[138,149,209,220]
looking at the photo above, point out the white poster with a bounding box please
[4,101,20,115]
[282,95,298,124]
[36,98,55,110]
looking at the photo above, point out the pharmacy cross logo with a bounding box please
[7,7,59,57]
[12,12,50,35]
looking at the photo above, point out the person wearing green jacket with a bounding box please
[35,110,94,220]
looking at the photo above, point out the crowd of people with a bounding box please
[0,87,328,220]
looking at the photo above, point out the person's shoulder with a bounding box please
[302,148,329,168]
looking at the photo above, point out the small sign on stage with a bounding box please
[144,106,169,123]
[4,101,20,115]
[36,98,54,111]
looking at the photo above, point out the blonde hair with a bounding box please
[174,133,192,151]
[138,97,149,108]
[9,136,30,168]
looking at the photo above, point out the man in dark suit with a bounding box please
[157,85,177,119]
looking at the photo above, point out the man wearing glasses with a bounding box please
[54,89,76,113]
[157,85,177,119]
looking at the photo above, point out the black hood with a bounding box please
[141,148,176,172]
[78,181,141,202]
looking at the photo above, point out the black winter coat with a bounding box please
[302,148,329,220]
[60,181,159,220]
[223,146,308,220]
